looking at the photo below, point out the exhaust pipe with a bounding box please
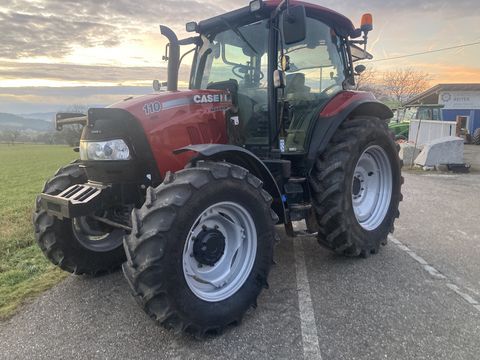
[160,25,180,92]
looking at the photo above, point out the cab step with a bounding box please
[289,203,312,212]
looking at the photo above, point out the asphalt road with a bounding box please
[1,171,479,360]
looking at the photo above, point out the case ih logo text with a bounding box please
[193,94,231,104]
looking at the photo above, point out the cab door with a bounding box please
[279,16,348,153]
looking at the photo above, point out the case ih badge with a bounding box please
[34,0,402,337]
[193,93,231,104]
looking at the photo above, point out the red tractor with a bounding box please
[34,0,402,335]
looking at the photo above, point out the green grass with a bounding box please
[0,144,77,319]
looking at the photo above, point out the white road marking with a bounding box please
[456,229,467,237]
[293,238,323,360]
[389,235,445,279]
[389,235,480,313]
[446,284,479,305]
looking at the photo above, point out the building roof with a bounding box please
[406,83,480,105]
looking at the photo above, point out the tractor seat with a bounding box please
[285,73,314,102]
[207,79,239,106]
[207,79,256,140]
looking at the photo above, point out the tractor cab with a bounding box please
[164,0,372,155]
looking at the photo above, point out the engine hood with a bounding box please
[109,89,232,121]
[103,89,232,177]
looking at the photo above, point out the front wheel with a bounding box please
[309,116,403,257]
[123,161,277,336]
[33,163,126,275]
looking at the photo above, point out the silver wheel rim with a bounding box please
[71,217,124,252]
[352,145,393,231]
[72,217,110,241]
[183,201,257,302]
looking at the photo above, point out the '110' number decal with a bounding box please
[143,101,162,115]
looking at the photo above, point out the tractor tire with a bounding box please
[123,161,276,336]
[309,116,403,257]
[473,128,480,145]
[33,162,126,275]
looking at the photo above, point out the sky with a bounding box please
[0,0,479,114]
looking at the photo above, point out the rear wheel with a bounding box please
[309,116,403,257]
[473,128,480,145]
[123,161,276,336]
[33,162,126,275]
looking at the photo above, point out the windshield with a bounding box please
[193,20,269,90]
[192,19,270,146]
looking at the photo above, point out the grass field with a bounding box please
[0,144,77,319]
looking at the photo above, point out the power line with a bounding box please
[369,40,480,63]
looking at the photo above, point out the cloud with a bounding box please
[315,0,479,17]
[0,86,153,113]
[0,0,479,115]
[0,10,122,59]
[0,0,229,60]
[1,0,478,61]
[0,61,191,84]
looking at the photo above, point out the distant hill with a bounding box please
[19,112,56,122]
[0,113,53,132]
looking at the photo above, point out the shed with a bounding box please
[405,84,480,135]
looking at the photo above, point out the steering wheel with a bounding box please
[232,64,265,81]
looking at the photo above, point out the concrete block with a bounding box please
[414,136,464,167]
[399,143,421,167]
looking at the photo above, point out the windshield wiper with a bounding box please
[220,18,258,55]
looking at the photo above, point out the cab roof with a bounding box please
[197,0,358,38]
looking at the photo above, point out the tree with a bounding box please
[2,129,21,145]
[354,67,386,100]
[382,68,430,107]
[354,67,376,91]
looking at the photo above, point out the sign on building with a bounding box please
[439,91,480,110]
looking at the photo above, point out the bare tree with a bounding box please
[355,67,376,91]
[382,68,430,107]
[354,67,387,99]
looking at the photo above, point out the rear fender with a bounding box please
[307,92,393,169]
[174,144,286,224]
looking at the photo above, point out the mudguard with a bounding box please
[307,92,393,168]
[174,144,286,224]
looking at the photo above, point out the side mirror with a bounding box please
[249,0,264,12]
[185,21,198,33]
[281,5,307,45]
[354,64,366,75]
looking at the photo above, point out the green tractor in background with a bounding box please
[390,104,444,141]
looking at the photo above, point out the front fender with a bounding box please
[174,144,286,224]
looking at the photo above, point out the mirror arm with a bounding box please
[178,36,201,46]
[363,33,369,58]
[272,0,288,18]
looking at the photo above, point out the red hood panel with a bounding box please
[110,89,232,177]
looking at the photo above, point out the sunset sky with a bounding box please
[0,0,479,114]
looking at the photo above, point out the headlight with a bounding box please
[80,139,131,161]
